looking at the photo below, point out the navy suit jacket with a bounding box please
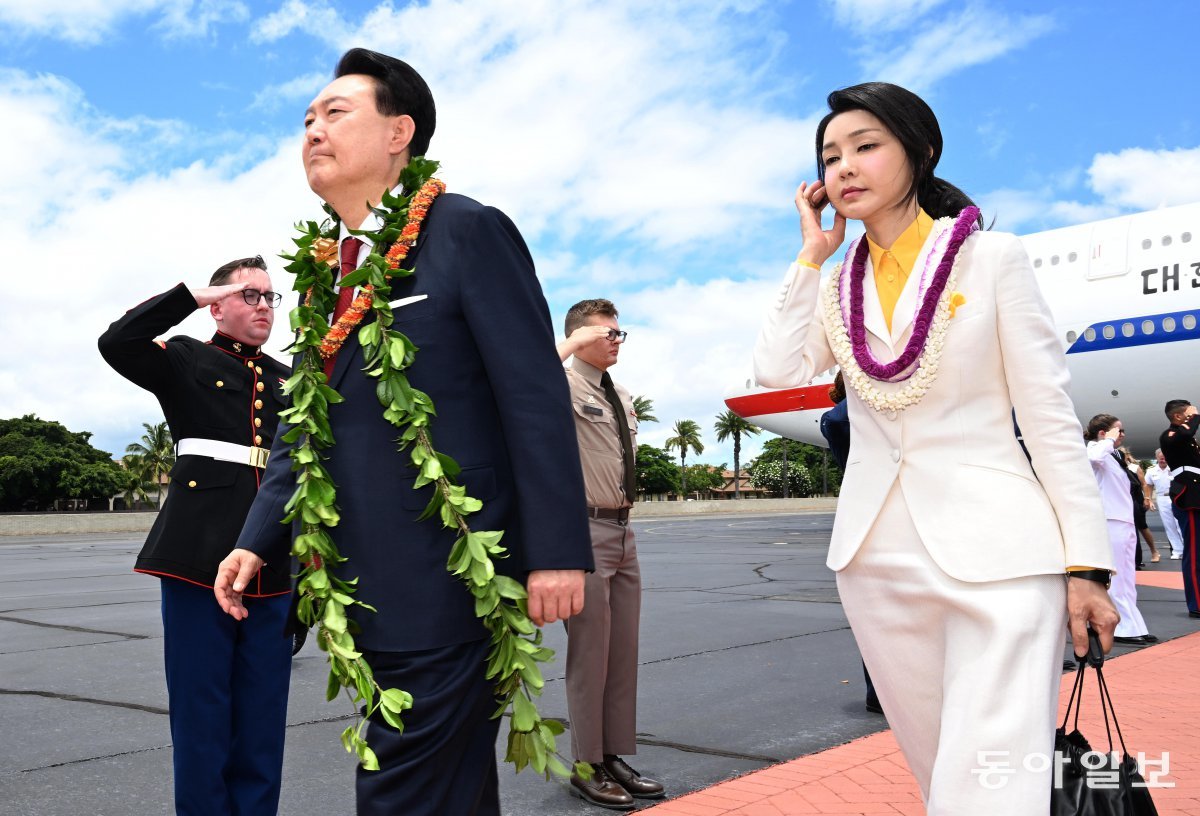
[236,193,593,652]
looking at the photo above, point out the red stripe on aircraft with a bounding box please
[725,384,835,418]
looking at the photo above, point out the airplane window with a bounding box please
[1184,314,1197,330]
[1142,320,1155,335]
[1066,330,1078,344]
[1163,235,1173,246]
[1084,327,1097,342]
[1068,252,1078,262]
[1183,232,1192,243]
[1033,258,1042,268]
[1051,255,1060,265]
[1121,322,1134,337]
[1102,325,1115,340]
[1163,317,1176,332]
[1142,238,1152,250]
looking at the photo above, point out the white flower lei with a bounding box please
[822,216,965,414]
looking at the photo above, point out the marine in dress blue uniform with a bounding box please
[98,257,293,816]
[1160,400,1200,618]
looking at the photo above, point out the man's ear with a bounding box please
[210,302,224,325]
[389,114,416,157]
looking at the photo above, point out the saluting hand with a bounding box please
[556,325,614,362]
[525,569,585,627]
[213,548,266,620]
[795,180,847,267]
[191,281,250,308]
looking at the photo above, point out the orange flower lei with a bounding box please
[308,178,446,360]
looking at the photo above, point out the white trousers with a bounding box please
[836,485,1066,815]
[1107,519,1149,637]
[1156,494,1184,557]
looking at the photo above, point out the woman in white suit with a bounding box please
[753,83,1120,814]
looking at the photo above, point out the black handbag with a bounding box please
[1051,629,1158,815]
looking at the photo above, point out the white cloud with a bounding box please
[0,0,246,44]
[249,70,328,112]
[826,0,949,31]
[862,5,1054,92]
[1088,146,1200,211]
[249,0,341,42]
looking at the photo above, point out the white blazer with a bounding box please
[754,228,1114,580]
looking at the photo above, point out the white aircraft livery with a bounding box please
[725,201,1200,456]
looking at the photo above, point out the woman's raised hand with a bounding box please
[795,180,846,267]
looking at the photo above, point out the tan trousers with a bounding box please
[566,517,641,763]
[837,484,1066,815]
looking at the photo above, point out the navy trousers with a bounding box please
[1175,505,1199,613]
[160,578,292,816]
[357,638,500,816]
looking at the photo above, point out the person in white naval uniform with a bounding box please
[1147,449,1185,559]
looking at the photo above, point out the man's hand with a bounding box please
[191,281,250,308]
[1067,576,1119,657]
[556,325,613,362]
[525,569,585,626]
[213,548,265,620]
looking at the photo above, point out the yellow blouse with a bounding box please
[867,209,933,332]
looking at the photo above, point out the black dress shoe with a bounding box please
[1062,659,1077,672]
[292,627,308,656]
[864,691,884,714]
[1189,611,1200,619]
[1113,635,1156,645]
[1141,634,1159,643]
[570,764,635,810]
[602,755,665,800]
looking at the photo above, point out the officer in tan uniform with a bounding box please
[558,299,664,810]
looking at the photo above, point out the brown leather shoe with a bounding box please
[569,764,635,810]
[602,755,665,799]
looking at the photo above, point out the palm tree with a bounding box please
[125,422,174,508]
[713,410,761,499]
[664,419,704,497]
[119,453,156,510]
[632,395,658,423]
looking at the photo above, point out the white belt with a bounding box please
[177,438,270,469]
[1170,465,1200,478]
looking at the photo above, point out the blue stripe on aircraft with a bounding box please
[1066,309,1200,354]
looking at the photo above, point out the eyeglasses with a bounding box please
[1117,429,1126,435]
[606,329,628,343]
[241,289,283,308]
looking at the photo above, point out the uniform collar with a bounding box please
[571,357,607,386]
[867,208,934,276]
[209,331,262,359]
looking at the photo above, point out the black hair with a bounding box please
[1165,399,1192,420]
[335,48,436,159]
[209,255,267,286]
[815,82,982,226]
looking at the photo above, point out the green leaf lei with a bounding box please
[278,157,580,778]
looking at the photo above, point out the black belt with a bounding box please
[588,506,630,524]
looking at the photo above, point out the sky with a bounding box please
[1,0,1197,471]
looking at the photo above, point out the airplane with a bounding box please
[725,201,1200,457]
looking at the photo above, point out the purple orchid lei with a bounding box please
[841,206,980,383]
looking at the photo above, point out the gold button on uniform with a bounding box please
[255,366,263,375]
[254,435,263,445]
[256,382,264,392]
[187,480,197,488]
[216,380,224,388]
[254,399,263,409]
[254,417,262,427]
[246,360,255,368]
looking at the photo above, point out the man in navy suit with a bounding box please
[213,48,593,815]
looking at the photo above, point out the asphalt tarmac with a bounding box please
[1,511,1192,816]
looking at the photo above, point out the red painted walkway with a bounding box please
[647,575,1198,815]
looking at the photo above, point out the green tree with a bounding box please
[632,396,658,424]
[118,453,157,509]
[125,421,174,508]
[636,444,679,495]
[682,463,727,497]
[664,419,704,497]
[713,410,761,499]
[0,415,126,511]
[747,437,835,498]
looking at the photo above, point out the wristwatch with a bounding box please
[1067,569,1112,589]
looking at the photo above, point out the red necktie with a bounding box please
[324,237,362,378]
